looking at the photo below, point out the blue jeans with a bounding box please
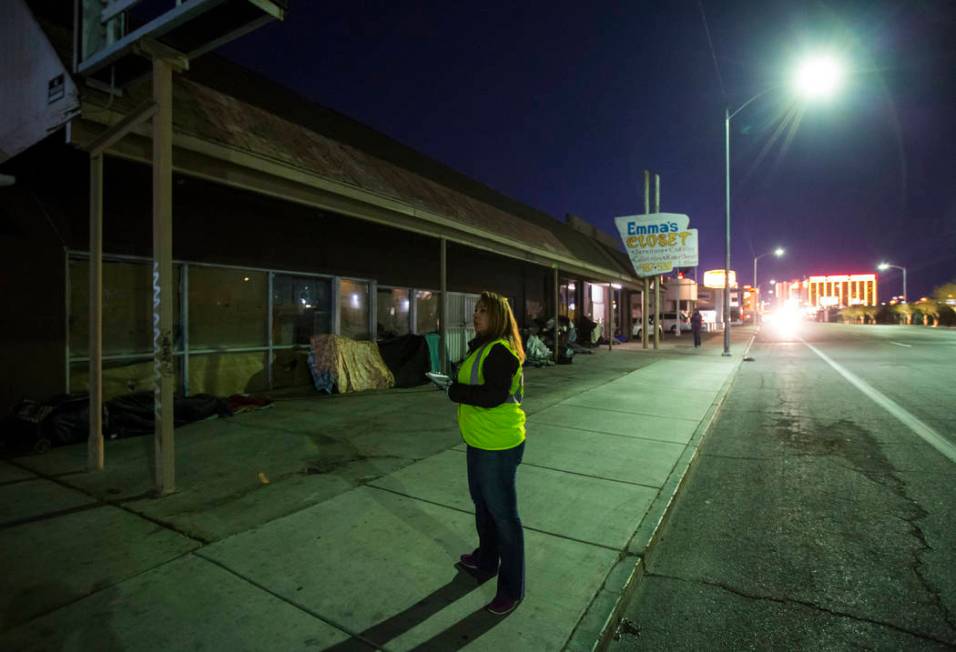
[466,442,525,600]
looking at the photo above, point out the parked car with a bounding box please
[631,312,690,338]
[632,321,663,339]
[661,311,691,333]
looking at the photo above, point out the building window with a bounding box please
[339,279,370,340]
[189,267,267,349]
[69,258,183,357]
[273,275,332,345]
[415,290,440,334]
[376,287,410,339]
[590,283,606,325]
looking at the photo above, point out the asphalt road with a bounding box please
[610,322,956,650]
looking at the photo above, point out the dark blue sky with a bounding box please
[220,1,955,298]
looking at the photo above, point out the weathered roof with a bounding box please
[172,77,575,259]
[183,57,636,279]
[44,5,637,283]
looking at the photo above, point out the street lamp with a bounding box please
[753,247,785,324]
[878,262,907,303]
[723,53,845,356]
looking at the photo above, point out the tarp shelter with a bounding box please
[308,335,394,394]
[377,335,431,388]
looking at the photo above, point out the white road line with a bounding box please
[802,339,956,465]
[890,341,912,348]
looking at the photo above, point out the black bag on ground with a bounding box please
[0,393,104,455]
[377,334,430,388]
[107,391,231,438]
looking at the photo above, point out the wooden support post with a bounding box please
[152,58,175,495]
[87,154,104,471]
[553,267,559,363]
[439,237,448,374]
[607,284,613,352]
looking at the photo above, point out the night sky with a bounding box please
[219,1,955,299]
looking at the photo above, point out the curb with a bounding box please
[565,332,758,651]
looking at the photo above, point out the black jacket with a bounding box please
[448,338,520,408]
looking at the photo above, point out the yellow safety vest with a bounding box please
[456,337,526,450]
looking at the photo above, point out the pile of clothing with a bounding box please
[524,335,554,367]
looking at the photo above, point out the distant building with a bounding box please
[774,279,809,307]
[806,274,878,308]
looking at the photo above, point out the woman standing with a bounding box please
[448,291,526,616]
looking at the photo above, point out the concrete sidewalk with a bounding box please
[1,327,754,651]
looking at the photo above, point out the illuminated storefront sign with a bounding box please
[614,212,699,276]
[703,269,737,289]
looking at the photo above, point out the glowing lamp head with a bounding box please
[774,247,785,257]
[877,262,890,271]
[793,53,844,101]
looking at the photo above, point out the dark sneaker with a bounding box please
[457,552,497,577]
[458,552,480,571]
[485,595,520,616]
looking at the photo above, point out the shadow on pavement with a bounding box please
[410,605,510,651]
[323,568,497,651]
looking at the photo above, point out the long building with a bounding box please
[0,2,643,415]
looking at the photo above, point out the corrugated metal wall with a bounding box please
[446,291,479,363]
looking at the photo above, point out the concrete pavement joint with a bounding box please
[0,548,202,637]
[510,461,663,491]
[560,402,702,423]
[644,571,956,647]
[565,332,758,651]
[0,501,103,531]
[527,420,698,447]
[193,550,382,650]
[0,476,40,487]
[364,483,624,554]
[3,457,210,546]
[444,447,663,491]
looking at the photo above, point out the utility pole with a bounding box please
[642,171,650,349]
[654,173,661,350]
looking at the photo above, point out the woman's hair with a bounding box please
[478,291,526,364]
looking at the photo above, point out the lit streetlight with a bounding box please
[753,247,785,324]
[723,53,846,356]
[878,262,907,303]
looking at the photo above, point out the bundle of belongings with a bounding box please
[0,391,241,454]
[376,334,431,388]
[541,317,576,364]
[308,334,395,394]
[525,335,554,367]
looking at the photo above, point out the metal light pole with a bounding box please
[753,247,784,325]
[722,51,845,355]
[724,91,770,357]
[723,108,731,356]
[878,262,907,303]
